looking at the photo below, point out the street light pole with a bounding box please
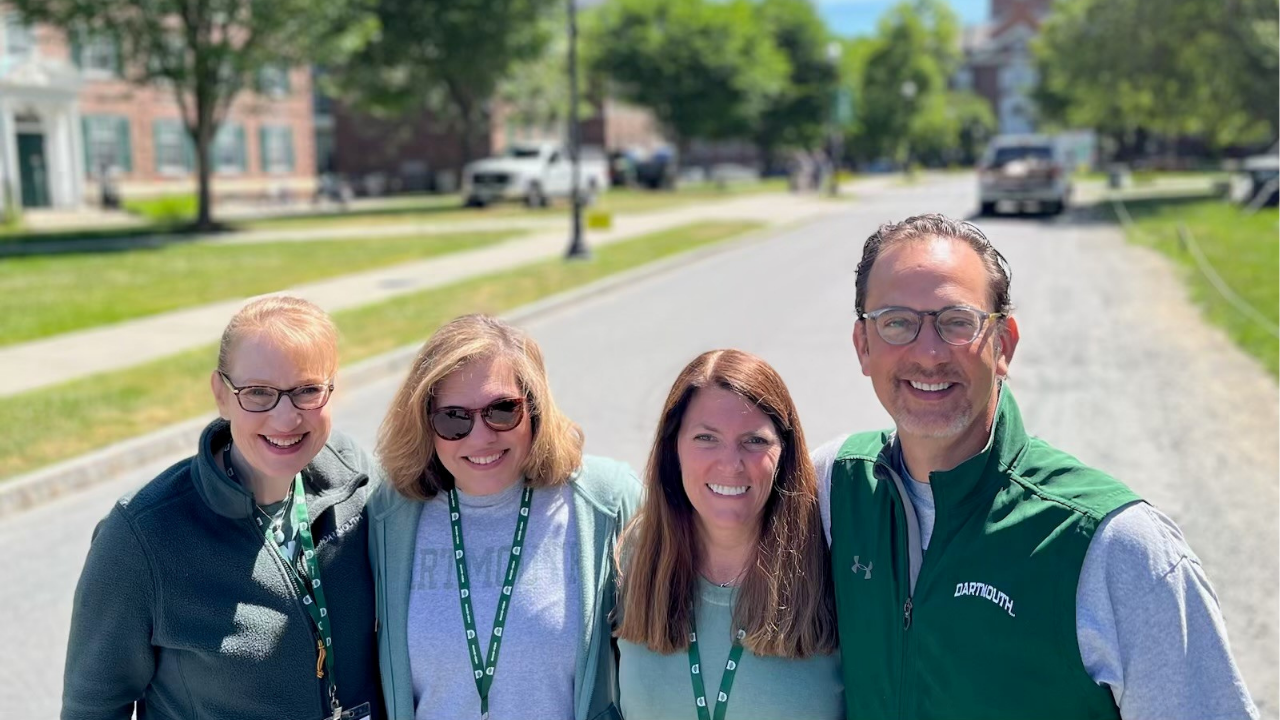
[564,0,589,259]
[826,42,843,198]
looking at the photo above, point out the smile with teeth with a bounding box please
[264,434,305,448]
[708,483,749,497]
[465,451,506,466]
[908,380,955,392]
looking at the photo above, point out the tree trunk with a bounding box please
[195,129,213,230]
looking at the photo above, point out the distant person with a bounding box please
[62,296,383,720]
[369,314,641,719]
[815,213,1257,718]
[616,349,842,720]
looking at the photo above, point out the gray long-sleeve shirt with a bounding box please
[813,435,1258,720]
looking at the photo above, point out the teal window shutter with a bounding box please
[284,128,294,172]
[153,120,164,173]
[116,116,132,173]
[259,126,269,173]
[183,125,196,173]
[81,116,92,178]
[236,126,247,171]
[70,32,83,68]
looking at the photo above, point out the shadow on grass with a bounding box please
[0,220,239,258]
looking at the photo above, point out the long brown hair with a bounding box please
[377,314,583,500]
[615,349,838,658]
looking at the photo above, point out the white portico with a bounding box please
[0,52,85,214]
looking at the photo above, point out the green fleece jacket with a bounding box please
[368,455,642,720]
[62,420,384,720]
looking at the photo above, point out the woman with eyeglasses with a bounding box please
[370,313,641,720]
[63,296,383,720]
[615,349,842,720]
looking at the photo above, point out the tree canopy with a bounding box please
[586,0,790,149]
[1034,0,1278,152]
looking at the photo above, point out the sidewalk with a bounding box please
[0,188,867,398]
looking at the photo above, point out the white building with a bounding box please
[0,11,85,214]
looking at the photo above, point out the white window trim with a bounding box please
[79,36,119,80]
[261,126,293,175]
[214,125,245,176]
[155,121,190,177]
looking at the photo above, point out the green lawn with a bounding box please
[0,220,761,479]
[1117,197,1279,376]
[243,179,792,232]
[0,230,515,347]
[0,179,790,244]
[123,194,200,224]
[1077,169,1230,185]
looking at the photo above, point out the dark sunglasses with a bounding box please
[429,397,526,441]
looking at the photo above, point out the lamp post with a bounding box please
[826,41,843,198]
[564,0,589,259]
[900,80,917,175]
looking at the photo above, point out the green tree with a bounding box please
[337,0,560,164]
[1034,0,1278,155]
[586,0,789,155]
[495,16,594,140]
[852,0,961,168]
[751,0,839,167]
[13,0,377,229]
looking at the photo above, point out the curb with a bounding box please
[0,215,818,519]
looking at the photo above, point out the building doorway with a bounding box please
[17,131,50,208]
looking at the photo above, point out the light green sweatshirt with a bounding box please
[618,578,844,720]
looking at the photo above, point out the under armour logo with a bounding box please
[851,556,873,580]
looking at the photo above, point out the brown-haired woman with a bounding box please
[368,314,641,720]
[615,349,842,720]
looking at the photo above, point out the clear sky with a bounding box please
[815,0,990,37]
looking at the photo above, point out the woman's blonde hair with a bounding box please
[218,295,339,378]
[377,314,583,500]
[615,349,838,659]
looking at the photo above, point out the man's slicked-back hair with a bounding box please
[854,213,1014,315]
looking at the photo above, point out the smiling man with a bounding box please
[813,214,1257,719]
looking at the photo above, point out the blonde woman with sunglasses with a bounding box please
[370,314,641,720]
[62,296,383,720]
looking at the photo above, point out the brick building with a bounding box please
[955,0,1053,135]
[0,9,316,215]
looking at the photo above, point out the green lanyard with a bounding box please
[225,444,343,718]
[687,620,746,720]
[447,485,534,720]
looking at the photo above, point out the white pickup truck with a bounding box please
[462,142,610,208]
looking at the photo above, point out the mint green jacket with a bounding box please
[367,456,642,720]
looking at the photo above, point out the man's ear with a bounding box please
[853,320,872,377]
[995,316,1019,379]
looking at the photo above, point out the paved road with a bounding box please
[4,177,1276,718]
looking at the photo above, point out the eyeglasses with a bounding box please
[218,371,334,413]
[429,397,526,441]
[860,305,1005,346]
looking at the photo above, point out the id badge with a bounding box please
[317,702,371,720]
[339,702,372,720]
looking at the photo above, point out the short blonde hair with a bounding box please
[218,295,339,379]
[377,314,583,500]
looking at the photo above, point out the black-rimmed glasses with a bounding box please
[218,371,334,412]
[860,305,1005,346]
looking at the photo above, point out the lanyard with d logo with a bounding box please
[687,621,746,720]
[448,485,534,720]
